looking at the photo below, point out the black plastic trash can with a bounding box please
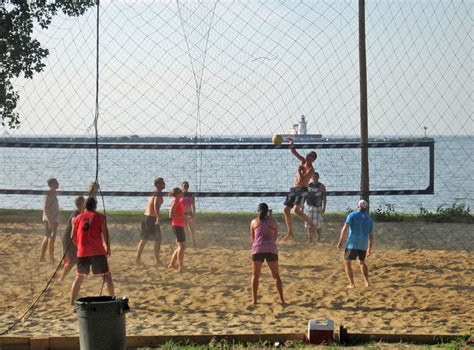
[75,296,130,350]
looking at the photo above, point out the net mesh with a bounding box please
[0,0,472,338]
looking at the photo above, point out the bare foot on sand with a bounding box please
[347,284,355,289]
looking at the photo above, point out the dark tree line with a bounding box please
[1,1,95,129]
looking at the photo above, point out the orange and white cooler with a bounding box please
[307,319,334,344]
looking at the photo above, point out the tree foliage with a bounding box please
[0,1,95,129]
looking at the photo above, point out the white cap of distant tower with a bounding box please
[298,115,307,135]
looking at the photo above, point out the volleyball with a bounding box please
[272,134,284,145]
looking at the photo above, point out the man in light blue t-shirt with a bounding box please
[337,200,375,289]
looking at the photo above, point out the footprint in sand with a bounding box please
[245,304,257,311]
[132,325,146,333]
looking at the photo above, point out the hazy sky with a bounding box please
[4,0,472,138]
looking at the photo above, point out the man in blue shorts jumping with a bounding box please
[337,199,375,288]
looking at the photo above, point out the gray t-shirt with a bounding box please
[42,192,60,223]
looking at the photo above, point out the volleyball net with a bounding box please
[0,138,436,217]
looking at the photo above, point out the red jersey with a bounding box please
[171,199,185,227]
[73,210,107,257]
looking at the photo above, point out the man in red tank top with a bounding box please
[70,197,114,305]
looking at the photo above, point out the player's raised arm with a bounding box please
[288,138,305,162]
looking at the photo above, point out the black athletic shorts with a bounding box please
[344,249,367,261]
[283,187,307,208]
[77,255,110,275]
[252,253,278,262]
[172,226,186,243]
[140,215,162,241]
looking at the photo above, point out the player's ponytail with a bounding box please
[257,203,269,220]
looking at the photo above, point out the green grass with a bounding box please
[419,203,473,223]
[0,202,472,224]
[424,334,472,350]
[135,335,472,349]
[372,204,405,222]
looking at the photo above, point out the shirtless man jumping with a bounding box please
[282,138,317,241]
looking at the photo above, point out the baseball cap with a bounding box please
[358,200,368,209]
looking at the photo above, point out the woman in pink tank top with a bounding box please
[168,187,186,272]
[180,181,197,248]
[250,203,285,305]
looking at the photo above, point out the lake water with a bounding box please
[0,136,472,214]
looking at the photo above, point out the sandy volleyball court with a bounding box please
[0,211,472,337]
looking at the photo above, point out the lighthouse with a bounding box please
[282,115,321,140]
[298,115,307,135]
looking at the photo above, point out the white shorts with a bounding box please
[305,206,324,229]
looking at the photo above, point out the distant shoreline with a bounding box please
[0,135,440,144]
